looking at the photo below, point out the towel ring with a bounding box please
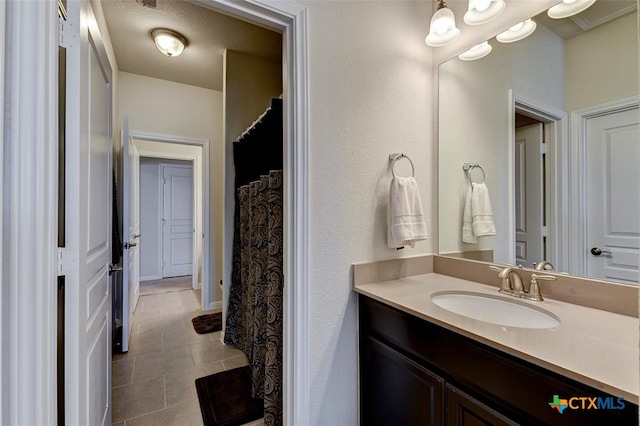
[389,153,415,178]
[463,163,485,184]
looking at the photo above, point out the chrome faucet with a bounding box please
[533,261,554,271]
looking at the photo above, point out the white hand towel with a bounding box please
[387,176,428,248]
[462,184,477,243]
[471,182,496,237]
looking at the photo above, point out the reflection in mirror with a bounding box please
[438,1,639,284]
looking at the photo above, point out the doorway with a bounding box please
[132,134,210,305]
[4,0,309,424]
[139,158,195,294]
[510,91,567,271]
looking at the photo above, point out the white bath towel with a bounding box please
[470,182,496,237]
[387,176,428,248]
[462,184,477,243]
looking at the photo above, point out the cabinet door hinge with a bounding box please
[57,247,77,276]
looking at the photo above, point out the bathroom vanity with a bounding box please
[353,258,639,425]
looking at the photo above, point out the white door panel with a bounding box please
[514,123,545,267]
[65,0,112,424]
[587,107,639,283]
[162,165,194,278]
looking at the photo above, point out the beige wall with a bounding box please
[221,50,282,317]
[566,12,638,112]
[117,72,224,307]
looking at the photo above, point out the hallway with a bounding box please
[111,289,260,425]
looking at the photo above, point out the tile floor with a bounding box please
[112,288,263,426]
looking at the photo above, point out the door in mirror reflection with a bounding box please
[514,122,545,268]
[586,107,639,284]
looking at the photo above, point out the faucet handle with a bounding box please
[531,274,557,282]
[526,274,556,301]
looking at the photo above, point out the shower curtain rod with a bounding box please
[238,104,272,141]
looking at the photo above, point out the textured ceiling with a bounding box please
[101,0,282,91]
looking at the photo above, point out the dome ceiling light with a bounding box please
[151,28,188,57]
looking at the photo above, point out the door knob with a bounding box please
[124,241,138,249]
[134,233,141,238]
[109,264,123,275]
[590,247,612,256]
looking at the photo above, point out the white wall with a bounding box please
[117,72,224,306]
[139,158,192,280]
[302,2,434,423]
[438,24,565,262]
[565,12,638,111]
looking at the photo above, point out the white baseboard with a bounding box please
[205,301,222,311]
[140,274,162,282]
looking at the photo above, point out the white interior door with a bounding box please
[514,123,545,267]
[122,117,141,352]
[65,1,113,424]
[586,106,639,283]
[162,164,194,278]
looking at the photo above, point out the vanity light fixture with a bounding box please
[426,0,460,47]
[151,28,188,57]
[547,0,597,19]
[458,41,492,61]
[496,19,536,43]
[463,0,505,25]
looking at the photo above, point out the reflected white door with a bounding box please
[65,1,113,424]
[514,123,545,267]
[122,116,141,352]
[586,107,639,283]
[162,164,194,278]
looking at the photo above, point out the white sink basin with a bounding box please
[430,291,560,329]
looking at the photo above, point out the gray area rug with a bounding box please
[139,276,192,296]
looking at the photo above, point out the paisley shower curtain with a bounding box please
[224,98,283,426]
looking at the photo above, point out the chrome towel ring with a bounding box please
[463,162,486,184]
[389,153,415,178]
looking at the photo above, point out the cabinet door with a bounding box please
[447,384,518,426]
[360,336,445,426]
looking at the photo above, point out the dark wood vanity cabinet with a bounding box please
[358,295,638,425]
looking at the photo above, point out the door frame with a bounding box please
[133,132,211,309]
[2,0,309,424]
[509,91,567,270]
[568,95,640,277]
[194,1,311,423]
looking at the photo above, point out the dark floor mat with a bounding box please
[191,312,222,334]
[195,366,263,426]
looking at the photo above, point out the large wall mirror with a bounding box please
[438,0,639,284]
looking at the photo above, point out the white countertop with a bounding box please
[354,273,639,403]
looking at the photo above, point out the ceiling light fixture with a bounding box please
[151,28,188,57]
[426,0,460,47]
[496,19,537,43]
[458,41,493,61]
[547,0,597,19]
[463,0,505,25]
